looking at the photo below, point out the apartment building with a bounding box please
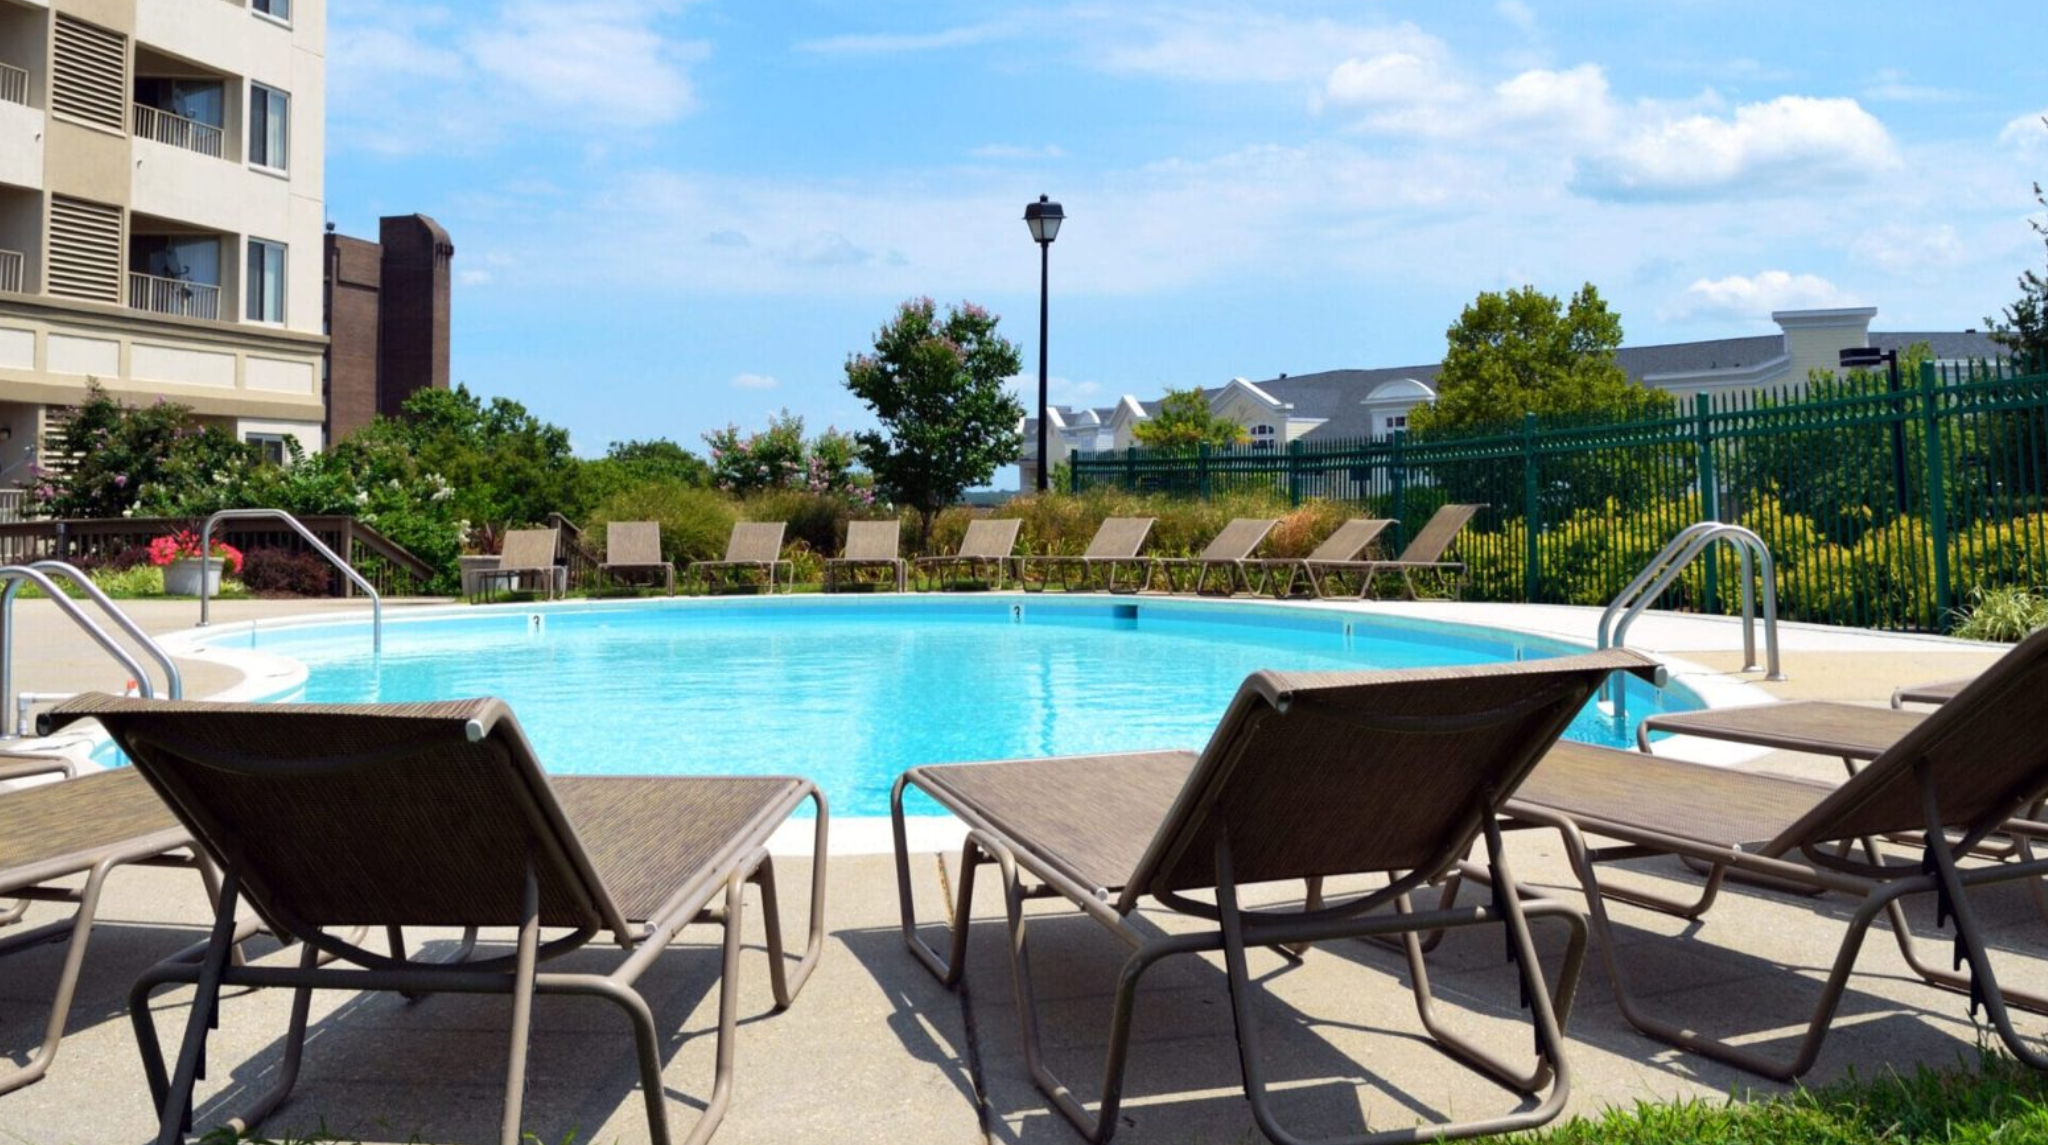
[0,0,326,493]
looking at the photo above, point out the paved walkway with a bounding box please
[0,597,2031,1144]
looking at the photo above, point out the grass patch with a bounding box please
[1510,1049,2048,1144]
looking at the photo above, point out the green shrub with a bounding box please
[587,480,738,566]
[739,489,855,556]
[1952,586,2048,642]
[239,548,336,597]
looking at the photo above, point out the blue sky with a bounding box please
[326,1,2048,473]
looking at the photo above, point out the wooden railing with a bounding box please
[0,61,25,107]
[132,102,225,158]
[127,271,220,320]
[0,248,20,294]
[0,515,438,596]
[546,512,602,589]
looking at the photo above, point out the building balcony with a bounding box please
[0,248,21,293]
[0,61,24,107]
[128,270,221,320]
[133,102,225,159]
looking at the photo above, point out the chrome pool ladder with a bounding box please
[199,508,382,653]
[1,560,181,738]
[1599,521,1785,721]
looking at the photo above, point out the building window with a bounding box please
[1249,423,1277,452]
[247,239,286,323]
[252,0,291,21]
[249,83,289,170]
[1383,414,1408,434]
[246,432,288,465]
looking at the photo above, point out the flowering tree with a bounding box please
[843,298,1023,546]
[703,411,874,506]
[33,383,261,519]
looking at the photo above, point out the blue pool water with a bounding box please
[184,597,1696,817]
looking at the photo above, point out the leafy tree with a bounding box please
[1132,388,1249,455]
[1987,125,2048,369]
[843,297,1024,547]
[1411,283,1670,432]
[353,384,584,531]
[702,412,869,503]
[602,438,712,486]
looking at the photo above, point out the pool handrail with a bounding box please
[0,564,158,738]
[199,508,381,653]
[1598,521,1783,721]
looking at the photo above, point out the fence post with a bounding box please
[1390,430,1407,550]
[1068,453,1081,494]
[1920,360,1952,626]
[1197,442,1212,500]
[1522,413,1541,601]
[1124,446,1137,492]
[1695,391,1719,607]
[1285,440,1303,507]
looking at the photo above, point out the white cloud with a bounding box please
[796,22,1014,55]
[1673,271,1858,320]
[1319,51,1458,111]
[1093,12,1445,87]
[969,143,1068,160]
[731,373,780,391]
[457,269,494,286]
[1497,0,1540,38]
[2000,108,2048,156]
[1861,69,1964,104]
[1851,223,1966,275]
[1575,96,1899,199]
[328,0,708,155]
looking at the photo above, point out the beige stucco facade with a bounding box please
[0,0,327,495]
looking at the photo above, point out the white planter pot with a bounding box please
[459,554,502,596]
[163,557,223,597]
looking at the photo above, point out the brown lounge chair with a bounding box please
[824,519,906,593]
[1250,517,1393,599]
[915,518,1022,591]
[46,694,828,1145]
[1494,624,2048,1080]
[0,758,215,1098]
[689,521,792,595]
[600,521,675,595]
[472,527,564,603]
[1024,516,1154,594]
[1350,503,1481,599]
[1145,517,1278,596]
[892,648,1661,1144]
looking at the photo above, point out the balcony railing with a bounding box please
[0,248,20,293]
[128,271,220,320]
[132,102,225,158]
[0,62,24,107]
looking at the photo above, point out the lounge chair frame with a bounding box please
[600,521,676,595]
[690,522,794,596]
[892,650,1660,1144]
[1346,504,1480,600]
[915,518,1021,592]
[472,528,566,603]
[1146,518,1278,596]
[824,520,907,593]
[1249,519,1392,600]
[1024,517,1154,595]
[54,697,827,1145]
[0,764,218,1097]
[1483,630,2048,1080]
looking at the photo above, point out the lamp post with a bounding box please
[1840,345,1908,516]
[1024,194,1064,492]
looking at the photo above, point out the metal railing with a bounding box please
[132,102,225,158]
[1598,522,1784,720]
[127,271,221,320]
[0,61,25,107]
[201,509,382,652]
[0,491,22,524]
[0,247,21,293]
[0,561,181,738]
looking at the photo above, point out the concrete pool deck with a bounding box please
[0,595,2030,1144]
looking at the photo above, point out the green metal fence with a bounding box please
[1070,360,2048,630]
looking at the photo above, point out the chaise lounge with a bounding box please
[1145,517,1278,596]
[825,519,907,593]
[915,518,1021,591]
[892,648,1661,1143]
[689,521,793,595]
[49,694,829,1145]
[599,521,675,595]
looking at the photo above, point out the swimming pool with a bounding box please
[169,596,1699,817]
